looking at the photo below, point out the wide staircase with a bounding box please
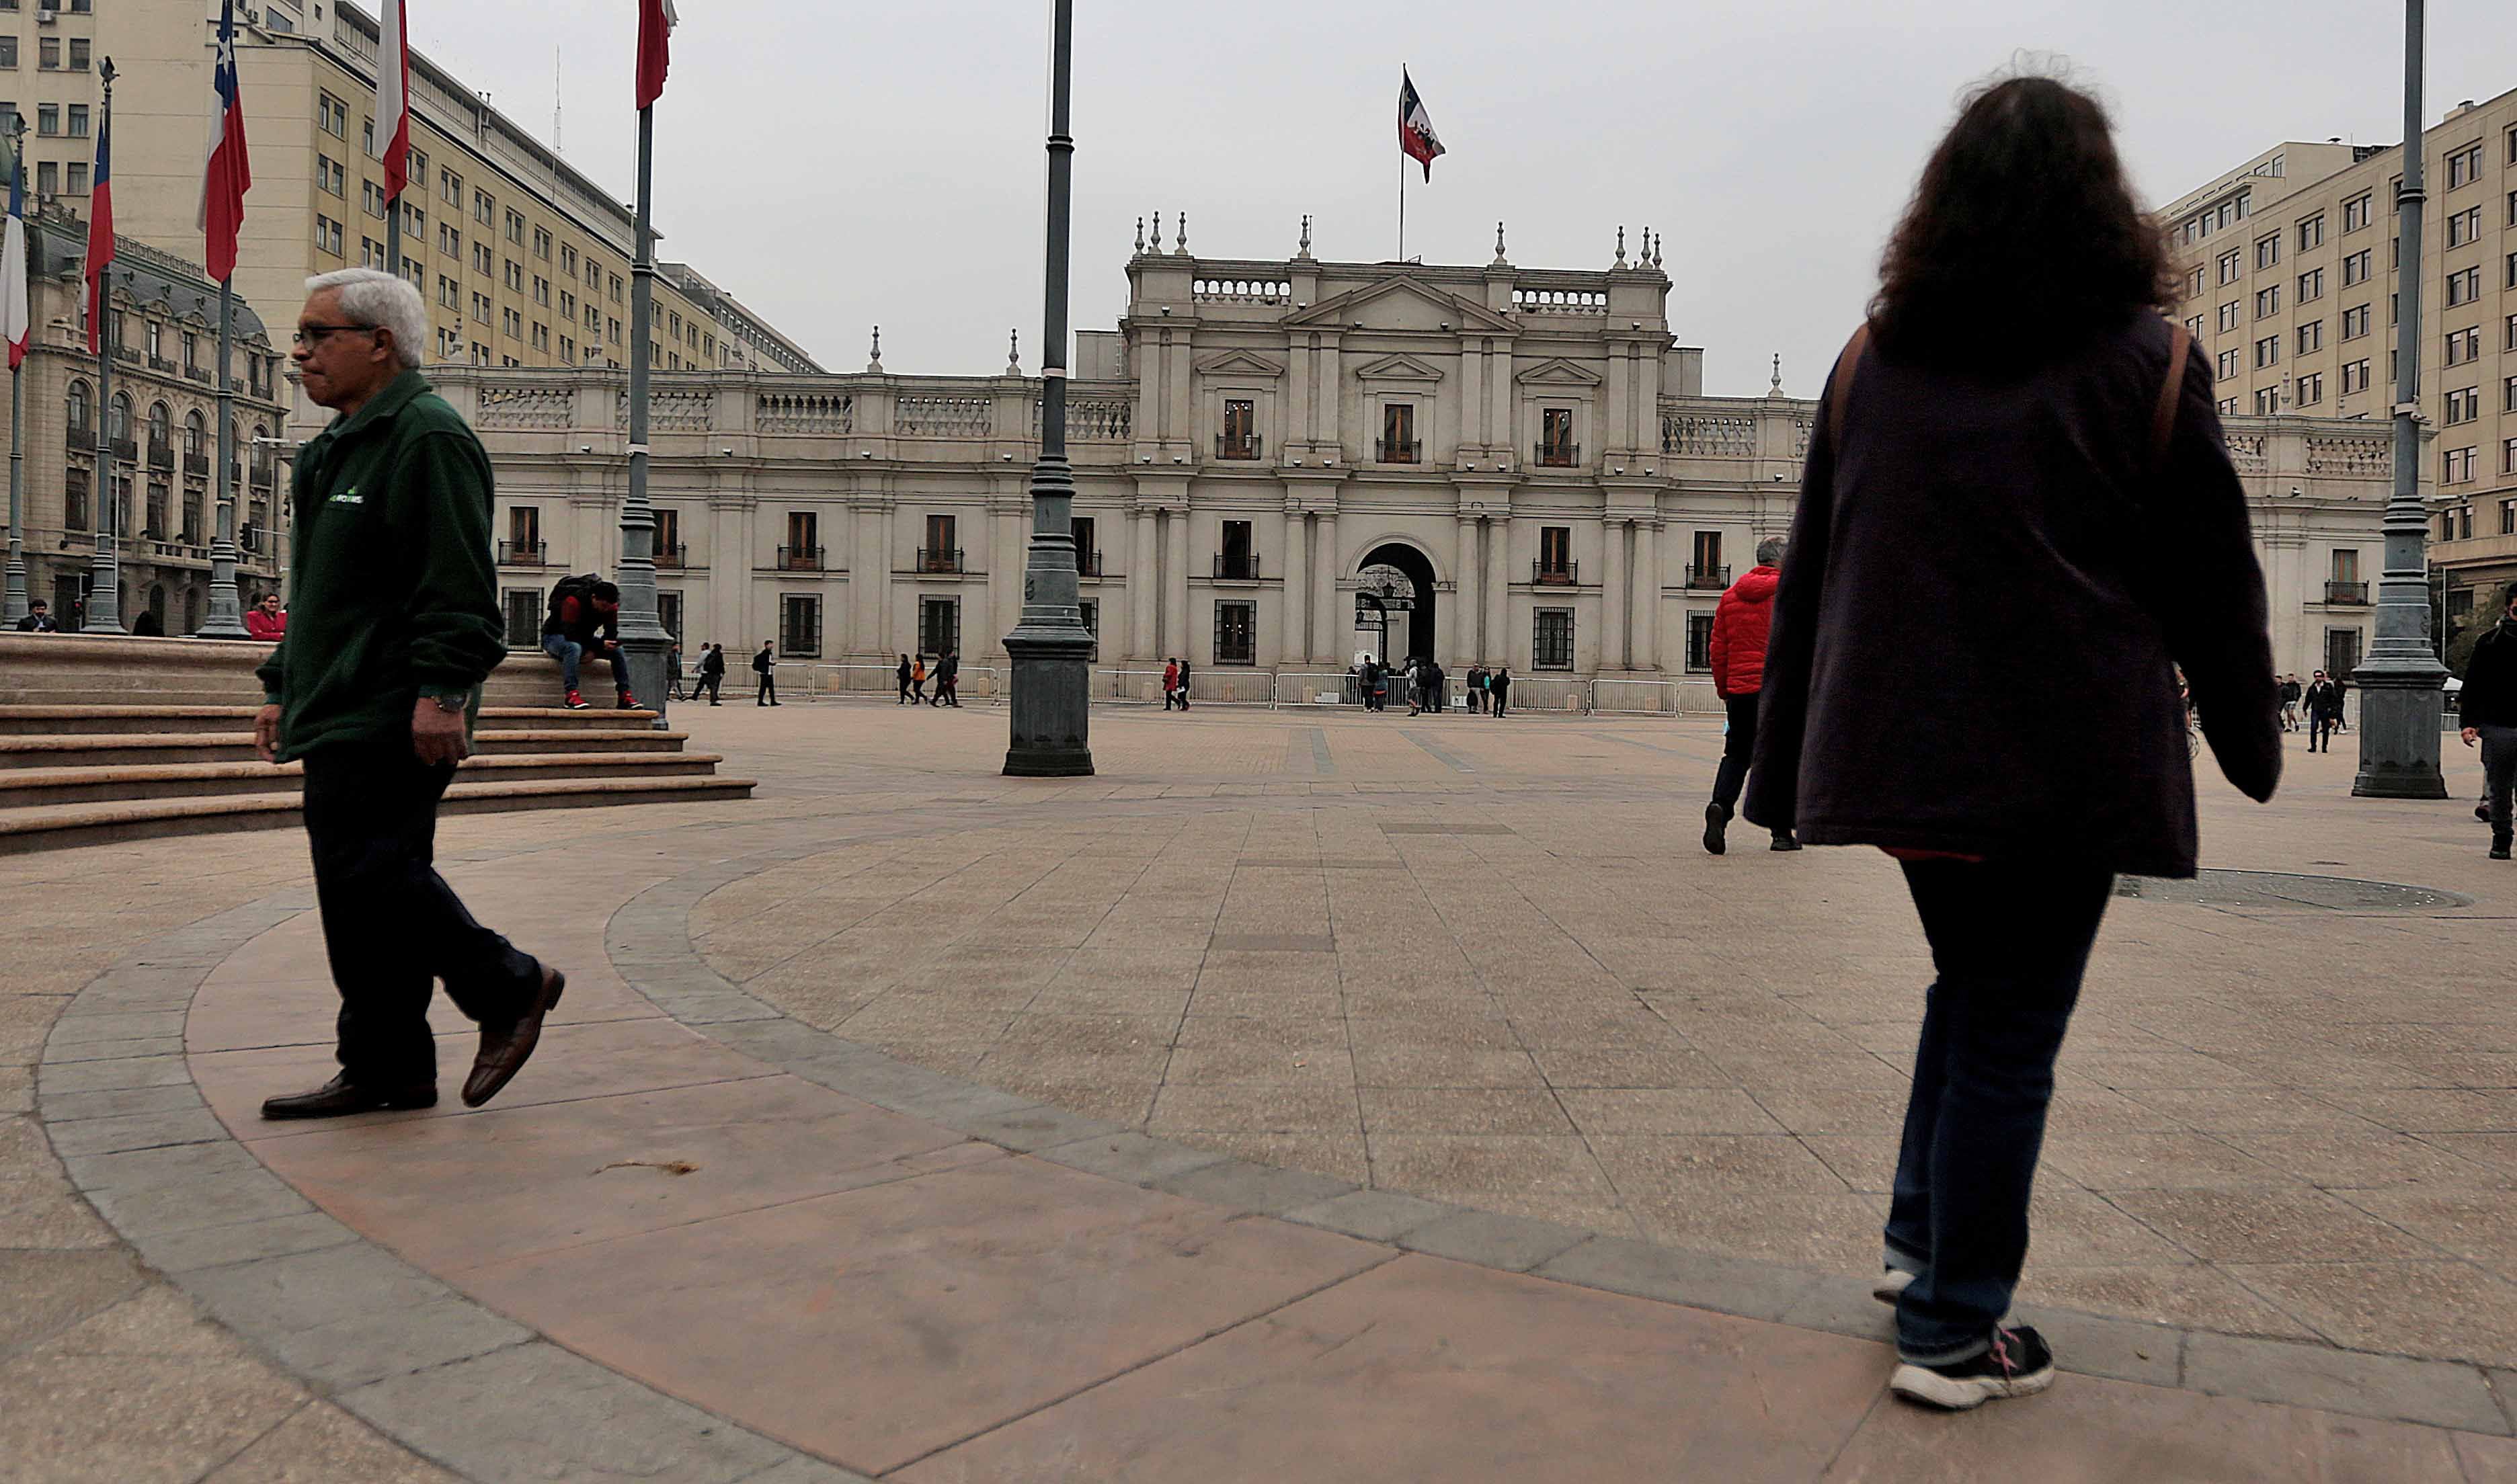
[0,634,754,855]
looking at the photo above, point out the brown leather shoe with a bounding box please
[262,1072,436,1120]
[461,966,566,1108]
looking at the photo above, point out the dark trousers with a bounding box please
[1490,690,1507,718]
[2480,724,2517,848]
[694,672,721,704]
[756,671,777,704]
[301,742,543,1088]
[1712,692,1759,811]
[2309,712,2338,751]
[1886,858,2113,1364]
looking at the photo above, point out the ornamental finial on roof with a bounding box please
[1771,354,1783,393]
[1297,214,1312,259]
[1174,212,1189,255]
[1615,225,1628,267]
[1493,220,1507,264]
[1134,216,1144,255]
[867,325,883,373]
[1008,328,1021,375]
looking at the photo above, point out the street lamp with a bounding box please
[1001,0,1094,777]
[2353,0,2450,798]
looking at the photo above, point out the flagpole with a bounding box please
[85,58,124,636]
[614,90,668,723]
[380,0,401,283]
[1397,149,1404,262]
[3,114,28,628]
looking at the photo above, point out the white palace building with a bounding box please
[407,227,2395,702]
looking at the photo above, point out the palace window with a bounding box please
[919,597,960,658]
[1538,407,1576,467]
[1533,609,1574,670]
[780,595,821,658]
[1212,600,1254,665]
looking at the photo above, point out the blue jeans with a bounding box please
[1886,857,2114,1364]
[541,634,623,697]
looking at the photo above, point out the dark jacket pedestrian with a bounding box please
[1705,549,1794,854]
[15,600,56,632]
[253,270,560,1124]
[1174,658,1193,710]
[1741,77,2278,1409]
[754,642,779,704]
[936,651,960,707]
[2303,674,2343,751]
[694,643,725,704]
[2460,588,2517,856]
[1488,667,1510,717]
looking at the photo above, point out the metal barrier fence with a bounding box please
[737,663,1749,718]
[1591,677,1724,716]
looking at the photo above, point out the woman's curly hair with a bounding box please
[1869,73,2180,372]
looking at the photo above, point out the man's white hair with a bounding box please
[304,267,427,369]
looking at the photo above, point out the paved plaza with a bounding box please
[9,697,2517,1481]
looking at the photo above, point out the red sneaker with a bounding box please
[617,692,639,710]
[564,690,590,710]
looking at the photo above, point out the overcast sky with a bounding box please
[408,0,2517,396]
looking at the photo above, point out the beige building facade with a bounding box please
[2160,87,2517,660]
[3,218,291,632]
[413,238,2389,693]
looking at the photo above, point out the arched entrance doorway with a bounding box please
[1355,542,1437,664]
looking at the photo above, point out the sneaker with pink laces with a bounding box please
[1890,1325,2056,1410]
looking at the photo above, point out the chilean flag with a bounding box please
[637,0,678,110]
[83,104,112,354]
[199,0,252,283]
[1399,68,1445,181]
[1,138,28,370]
[376,0,411,201]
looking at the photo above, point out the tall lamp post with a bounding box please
[84,60,124,635]
[614,57,671,723]
[3,113,28,628]
[2353,0,2450,798]
[1002,0,1094,776]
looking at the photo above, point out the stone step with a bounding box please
[0,728,691,770]
[0,773,759,856]
[0,704,663,736]
[0,751,728,809]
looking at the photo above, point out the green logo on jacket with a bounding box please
[329,485,362,505]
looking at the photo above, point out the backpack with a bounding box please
[545,573,602,626]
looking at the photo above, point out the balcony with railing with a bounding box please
[1215,432,1263,462]
[1533,559,1579,586]
[2324,580,2370,606]
[1375,438,1421,464]
[1213,552,1261,582]
[1534,440,1581,469]
[1685,564,1730,591]
[184,365,212,385]
[653,542,688,570]
[916,547,963,575]
[249,456,276,490]
[147,440,173,470]
[777,544,825,572]
[497,538,549,566]
[182,450,210,477]
[1076,549,1103,577]
[149,356,179,376]
[65,421,91,448]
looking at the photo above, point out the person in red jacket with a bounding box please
[244,591,288,642]
[1704,538,1797,854]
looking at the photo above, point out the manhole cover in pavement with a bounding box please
[2116,869,2471,912]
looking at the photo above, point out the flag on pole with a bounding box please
[1399,68,1445,181]
[637,0,677,109]
[376,0,411,200]
[199,0,252,282]
[83,106,112,354]
[2,139,29,370]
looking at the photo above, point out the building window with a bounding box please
[2296,267,2324,304]
[2446,386,2480,424]
[37,36,57,69]
[532,226,552,260]
[530,322,549,352]
[2253,387,2280,416]
[1537,526,1574,583]
[780,595,821,658]
[2448,142,2483,190]
[2185,265,2206,299]
[2448,325,2481,365]
[2254,284,2280,319]
[2504,439,2517,475]
[919,513,957,573]
[505,209,525,245]
[2253,233,2279,271]
[1683,612,1716,672]
[2505,374,2517,413]
[2216,301,2240,333]
[783,511,820,569]
[2449,204,2483,247]
[2296,372,2323,407]
[360,180,385,218]
[2342,249,2370,286]
[2183,313,2206,340]
[2447,266,2481,306]
[1533,609,1574,671]
[65,103,85,136]
[2296,321,2321,354]
[473,188,494,224]
[501,308,521,337]
[532,276,550,306]
[1378,403,1419,463]
[502,591,541,648]
[2342,304,2370,340]
[2215,249,2241,286]
[35,104,54,136]
[1212,600,1255,665]
[561,245,578,276]
[1538,407,1577,467]
[1218,397,1256,459]
[438,222,459,255]
[2444,446,2477,483]
[918,597,960,658]
[504,260,524,291]
[317,92,347,137]
[63,161,84,195]
[314,216,344,255]
[2216,347,2241,380]
[315,154,344,195]
[2253,335,2280,369]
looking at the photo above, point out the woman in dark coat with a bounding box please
[1746,75,2280,1413]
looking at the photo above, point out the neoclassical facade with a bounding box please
[417,235,2393,684]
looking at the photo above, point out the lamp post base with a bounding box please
[2351,669,2449,800]
[1002,630,1094,778]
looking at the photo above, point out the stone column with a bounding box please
[875,503,897,655]
[1598,518,1626,673]
[1130,505,1158,659]
[1164,507,1191,661]
[1281,508,1308,669]
[850,501,883,657]
[1484,516,1509,666]
[1312,511,1339,662]
[1632,519,1659,671]
[1455,513,1481,665]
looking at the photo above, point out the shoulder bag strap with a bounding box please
[1826,323,1871,450]
[2152,323,2192,470]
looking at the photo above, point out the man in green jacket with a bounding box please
[255,268,565,1120]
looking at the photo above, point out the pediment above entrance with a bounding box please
[1193,349,1285,379]
[1285,276,1517,336]
[1514,356,1605,388]
[1353,352,1446,383]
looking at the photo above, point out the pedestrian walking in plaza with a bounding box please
[1465,665,1487,714]
[540,573,635,710]
[253,267,565,1121]
[2459,583,2517,860]
[13,597,56,632]
[1746,77,2279,1413]
[667,642,686,701]
[1405,659,1425,716]
[2303,669,2342,752]
[695,642,725,705]
[936,651,961,707]
[2278,673,2301,733]
[245,591,288,641]
[1428,660,1447,714]
[1162,657,1181,710]
[1704,538,1798,854]
[1488,666,1510,718]
[910,655,929,704]
[754,641,779,705]
[1174,657,1193,710]
[896,654,914,704]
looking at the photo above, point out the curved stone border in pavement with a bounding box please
[28,823,2517,1484]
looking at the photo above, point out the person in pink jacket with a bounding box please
[1702,539,1792,854]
